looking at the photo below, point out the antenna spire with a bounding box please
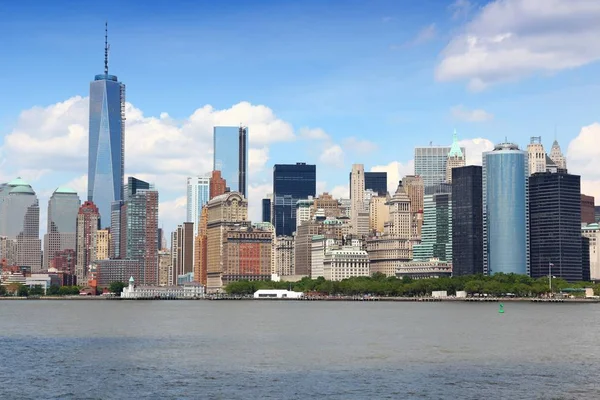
[104,22,109,75]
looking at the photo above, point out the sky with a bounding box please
[2,0,600,237]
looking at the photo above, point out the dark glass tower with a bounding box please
[273,163,316,236]
[529,172,582,281]
[349,171,388,197]
[88,23,125,228]
[213,126,248,197]
[262,198,271,223]
[452,166,483,276]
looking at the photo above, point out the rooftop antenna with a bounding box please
[104,21,109,75]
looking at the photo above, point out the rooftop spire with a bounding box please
[448,128,464,158]
[104,21,109,75]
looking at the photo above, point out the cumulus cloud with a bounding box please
[319,144,344,168]
[330,185,349,200]
[436,0,600,90]
[248,183,272,222]
[451,105,494,122]
[412,24,437,45]
[449,0,473,20]
[342,137,378,154]
[298,127,330,141]
[371,161,415,194]
[458,138,495,166]
[567,123,600,180]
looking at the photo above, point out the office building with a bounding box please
[364,172,387,196]
[452,166,483,276]
[186,176,210,236]
[369,195,389,234]
[527,137,546,175]
[158,250,171,286]
[445,130,466,183]
[275,236,295,276]
[323,244,370,281]
[88,24,125,227]
[529,172,582,281]
[213,126,248,197]
[413,193,452,262]
[549,140,567,171]
[194,207,208,285]
[209,170,227,199]
[581,194,595,224]
[125,188,159,285]
[43,187,80,269]
[262,198,271,223]
[350,164,365,235]
[483,142,529,275]
[109,200,123,259]
[221,224,274,285]
[172,222,194,285]
[582,236,590,282]
[273,163,316,236]
[582,224,600,281]
[0,178,42,271]
[396,258,452,279]
[76,201,100,283]
[402,175,424,239]
[296,197,314,229]
[313,192,341,219]
[295,217,348,276]
[415,140,465,188]
[96,229,110,260]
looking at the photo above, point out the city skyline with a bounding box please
[1,0,600,237]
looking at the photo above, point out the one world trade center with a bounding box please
[88,23,125,227]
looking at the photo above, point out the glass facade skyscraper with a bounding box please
[415,145,466,189]
[44,187,81,269]
[213,126,248,197]
[483,143,529,275]
[88,27,125,228]
[349,172,388,196]
[186,176,210,236]
[273,163,316,237]
[413,192,452,261]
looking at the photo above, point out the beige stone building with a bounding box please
[158,250,171,286]
[350,164,365,235]
[369,195,389,234]
[221,224,273,286]
[96,229,110,260]
[312,192,341,218]
[275,235,295,276]
[527,136,546,176]
[402,175,424,239]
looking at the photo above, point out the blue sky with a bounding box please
[2,0,600,234]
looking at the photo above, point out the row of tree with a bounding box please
[225,273,600,297]
[0,284,81,297]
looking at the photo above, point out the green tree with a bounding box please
[29,285,44,296]
[48,285,60,296]
[464,280,484,295]
[0,285,6,296]
[109,281,127,295]
[17,285,29,297]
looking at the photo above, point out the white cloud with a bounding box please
[62,174,88,198]
[458,138,495,166]
[581,180,600,204]
[316,181,327,195]
[248,183,272,222]
[319,144,344,168]
[342,137,378,154]
[436,0,600,90]
[451,105,494,122]
[159,196,187,234]
[412,24,437,45]
[371,161,415,194]
[330,185,349,200]
[567,122,600,180]
[449,0,473,20]
[298,127,330,141]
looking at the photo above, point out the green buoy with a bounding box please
[498,303,505,314]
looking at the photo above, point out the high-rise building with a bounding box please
[186,176,210,236]
[529,172,582,281]
[452,166,483,276]
[350,164,365,236]
[124,177,151,201]
[323,244,370,281]
[312,192,341,219]
[213,126,248,197]
[172,222,194,285]
[527,136,546,176]
[96,229,110,260]
[88,24,125,227]
[158,250,171,286]
[581,194,595,224]
[549,140,567,171]
[369,195,389,234]
[209,170,227,200]
[273,163,316,236]
[582,236,590,282]
[262,198,271,223]
[194,206,208,285]
[402,175,424,239]
[275,236,295,276]
[483,142,529,275]
[415,138,466,189]
[582,223,600,281]
[221,224,273,285]
[413,192,452,262]
[76,201,100,283]
[296,197,315,229]
[364,172,387,196]
[206,192,248,290]
[445,130,466,184]
[43,187,80,270]
[0,178,42,271]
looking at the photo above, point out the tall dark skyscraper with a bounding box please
[349,171,388,196]
[452,166,483,276]
[213,126,248,197]
[529,172,582,281]
[262,198,271,223]
[88,23,125,227]
[273,163,316,236]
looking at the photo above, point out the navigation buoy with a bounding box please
[498,303,505,314]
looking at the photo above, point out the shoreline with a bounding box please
[0,296,598,303]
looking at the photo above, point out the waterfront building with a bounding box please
[396,258,452,279]
[549,140,567,171]
[413,192,452,262]
[275,236,295,276]
[186,176,210,236]
[76,201,100,283]
[43,187,80,270]
[51,249,76,278]
[193,207,208,285]
[206,192,248,290]
[121,276,205,299]
[310,235,326,278]
[96,229,110,260]
[295,217,347,277]
[582,223,600,281]
[273,163,316,236]
[581,194,595,224]
[262,197,271,223]
[323,244,370,281]
[529,172,582,281]
[94,259,142,287]
[158,250,171,286]
[483,142,529,275]
[0,237,18,267]
[415,138,465,189]
[452,166,483,276]
[221,224,274,286]
[88,24,125,226]
[172,222,194,285]
[445,130,466,184]
[582,236,590,282]
[402,175,424,239]
[213,126,248,197]
[296,197,315,229]
[364,172,387,196]
[350,164,365,236]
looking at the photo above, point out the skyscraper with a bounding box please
[76,201,100,283]
[172,222,194,285]
[402,175,424,239]
[44,187,80,269]
[413,192,452,262]
[529,172,582,281]
[527,136,546,176]
[445,130,466,183]
[88,24,125,227]
[483,143,529,275]
[364,172,387,196]
[350,164,365,236]
[272,163,316,236]
[213,126,248,197]
[209,170,227,200]
[549,140,567,171]
[582,194,596,224]
[262,198,271,223]
[186,176,210,236]
[415,136,466,189]
[452,166,483,276]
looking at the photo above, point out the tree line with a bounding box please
[0,284,81,297]
[225,273,600,297]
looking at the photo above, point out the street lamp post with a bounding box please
[549,262,554,295]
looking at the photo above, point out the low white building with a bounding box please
[254,289,304,299]
[323,245,370,281]
[26,274,52,292]
[121,277,205,299]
